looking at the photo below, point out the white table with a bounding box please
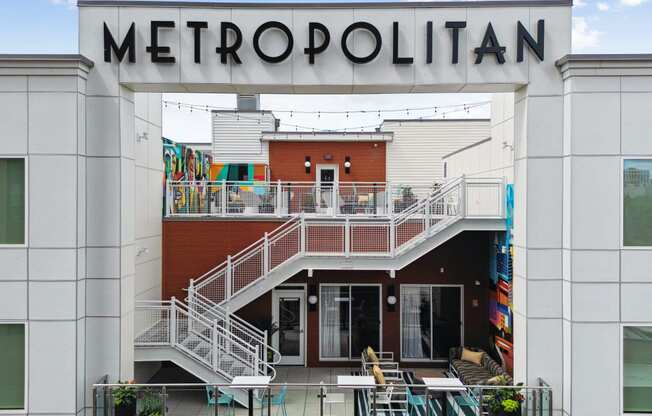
[337,375,376,388]
[231,376,271,416]
[422,377,466,416]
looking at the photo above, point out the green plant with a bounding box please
[138,390,163,416]
[485,376,524,415]
[400,185,415,201]
[113,381,136,407]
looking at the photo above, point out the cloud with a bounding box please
[49,0,76,6]
[572,17,602,51]
[597,2,610,10]
[574,0,587,7]
[620,0,647,5]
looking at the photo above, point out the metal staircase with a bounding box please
[134,176,505,406]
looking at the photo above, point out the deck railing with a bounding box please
[165,180,437,217]
[92,380,553,416]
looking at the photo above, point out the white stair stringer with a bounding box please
[134,346,249,407]
[221,217,504,311]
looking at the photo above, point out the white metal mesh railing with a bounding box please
[166,181,435,217]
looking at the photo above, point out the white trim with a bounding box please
[0,156,28,248]
[318,283,383,362]
[0,322,28,414]
[399,284,465,362]
[621,157,652,249]
[620,323,652,416]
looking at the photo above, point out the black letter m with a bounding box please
[104,22,136,63]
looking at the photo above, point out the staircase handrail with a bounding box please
[392,176,465,224]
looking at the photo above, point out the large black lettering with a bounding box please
[146,21,176,63]
[253,21,294,63]
[341,22,382,64]
[216,22,242,64]
[304,22,330,64]
[392,22,413,64]
[187,21,208,63]
[445,21,466,64]
[103,22,135,63]
[474,23,506,64]
[426,21,433,64]
[517,19,544,62]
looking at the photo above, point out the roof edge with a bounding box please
[78,0,572,9]
[556,53,652,67]
[0,54,94,68]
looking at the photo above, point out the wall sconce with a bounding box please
[308,284,317,311]
[344,156,351,174]
[386,284,396,312]
[304,156,311,174]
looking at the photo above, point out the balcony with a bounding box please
[165,178,505,219]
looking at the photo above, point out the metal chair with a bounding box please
[407,387,427,416]
[256,384,288,416]
[205,386,235,416]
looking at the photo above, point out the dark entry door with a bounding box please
[431,286,462,360]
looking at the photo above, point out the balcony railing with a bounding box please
[93,380,553,416]
[165,180,439,217]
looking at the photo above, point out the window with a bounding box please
[624,159,652,246]
[0,324,26,410]
[0,158,26,245]
[319,285,381,360]
[400,285,463,361]
[227,164,250,182]
[623,326,652,413]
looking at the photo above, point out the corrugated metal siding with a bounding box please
[212,112,275,164]
[382,120,490,184]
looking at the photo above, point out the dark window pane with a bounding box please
[351,286,381,358]
[0,159,25,245]
[624,160,652,246]
[401,286,431,359]
[0,324,25,410]
[278,297,301,356]
[624,326,652,413]
[320,286,350,359]
[431,287,462,360]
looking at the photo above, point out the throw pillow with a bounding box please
[461,348,484,366]
[372,365,385,385]
[367,346,380,363]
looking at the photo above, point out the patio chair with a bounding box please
[256,384,288,416]
[205,386,235,416]
[361,346,400,373]
[369,365,408,415]
[407,387,426,416]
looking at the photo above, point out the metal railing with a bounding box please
[190,177,504,306]
[93,380,552,416]
[165,180,437,217]
[135,299,276,382]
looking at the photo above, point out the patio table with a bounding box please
[422,377,465,416]
[231,376,271,416]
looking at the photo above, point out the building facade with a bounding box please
[0,1,651,416]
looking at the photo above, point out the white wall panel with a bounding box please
[0,92,28,154]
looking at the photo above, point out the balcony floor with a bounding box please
[152,366,446,416]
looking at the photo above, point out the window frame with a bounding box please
[0,322,28,414]
[318,283,383,362]
[621,157,652,249]
[0,156,28,248]
[621,323,652,416]
[399,284,465,363]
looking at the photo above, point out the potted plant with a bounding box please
[394,185,417,212]
[258,193,275,214]
[113,381,137,416]
[138,389,163,416]
[486,376,524,416]
[301,193,316,213]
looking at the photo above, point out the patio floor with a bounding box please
[150,366,446,416]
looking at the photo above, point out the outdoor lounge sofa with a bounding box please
[449,347,513,385]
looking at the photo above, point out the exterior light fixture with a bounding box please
[304,156,311,174]
[386,284,396,312]
[344,156,351,174]
[308,284,318,311]
[308,295,318,305]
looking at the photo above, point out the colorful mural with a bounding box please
[489,184,514,375]
[163,138,213,214]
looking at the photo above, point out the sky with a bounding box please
[1,0,651,141]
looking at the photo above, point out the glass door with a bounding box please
[272,289,305,365]
[316,165,338,214]
[350,286,381,357]
[431,286,462,360]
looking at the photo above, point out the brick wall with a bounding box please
[268,141,386,182]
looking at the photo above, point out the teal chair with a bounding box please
[256,384,288,416]
[205,386,235,416]
[407,387,427,416]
